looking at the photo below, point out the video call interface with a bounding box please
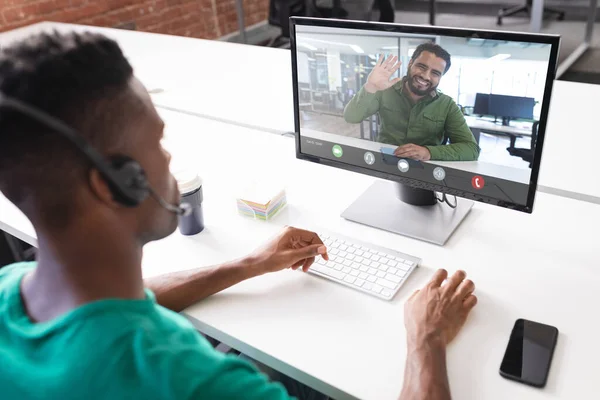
[294,25,553,207]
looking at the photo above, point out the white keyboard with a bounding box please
[307,230,421,301]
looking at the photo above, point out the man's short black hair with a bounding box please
[410,42,452,74]
[0,31,136,227]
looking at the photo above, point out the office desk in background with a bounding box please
[1,109,600,400]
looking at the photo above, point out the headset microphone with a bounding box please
[148,187,192,216]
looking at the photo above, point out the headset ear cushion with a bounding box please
[107,155,149,207]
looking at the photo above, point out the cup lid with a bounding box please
[172,169,202,194]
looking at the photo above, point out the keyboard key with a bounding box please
[371,255,380,262]
[347,247,355,254]
[351,270,360,277]
[340,245,348,251]
[395,257,406,263]
[347,254,355,261]
[317,258,327,265]
[361,260,371,267]
[381,290,392,297]
[396,269,406,278]
[360,246,369,251]
[404,260,414,266]
[371,285,383,294]
[331,249,340,255]
[367,276,377,283]
[388,260,398,267]
[378,252,386,256]
[359,272,368,279]
[344,276,356,284]
[352,262,361,270]
[326,261,336,268]
[342,267,351,273]
[334,264,343,271]
[368,268,377,275]
[363,282,373,290]
[377,278,397,290]
[359,266,369,272]
[381,257,391,265]
[343,260,352,267]
[354,256,363,263]
[397,263,410,271]
[378,264,388,272]
[376,271,386,278]
[388,267,398,274]
[355,250,364,256]
[364,253,373,260]
[371,262,380,268]
[339,251,348,258]
[310,264,346,280]
[385,274,402,283]
[355,279,365,287]
[332,243,340,248]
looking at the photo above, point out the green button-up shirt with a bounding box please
[343,81,480,161]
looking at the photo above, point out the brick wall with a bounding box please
[0,0,270,39]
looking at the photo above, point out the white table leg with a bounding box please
[556,0,598,78]
[530,0,545,32]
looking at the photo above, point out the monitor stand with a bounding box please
[341,181,473,246]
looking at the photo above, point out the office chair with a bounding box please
[507,121,538,167]
[267,0,348,47]
[497,0,564,26]
[1,231,36,264]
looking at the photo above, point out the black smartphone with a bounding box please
[499,318,558,388]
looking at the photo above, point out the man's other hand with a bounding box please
[249,227,329,274]
[404,269,477,347]
[364,54,402,93]
[394,144,431,161]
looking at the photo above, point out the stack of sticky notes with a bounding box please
[236,181,287,221]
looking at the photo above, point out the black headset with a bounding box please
[0,93,190,215]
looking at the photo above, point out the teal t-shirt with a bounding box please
[0,262,291,399]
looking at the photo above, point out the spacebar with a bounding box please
[310,264,346,280]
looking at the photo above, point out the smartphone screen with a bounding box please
[499,319,558,387]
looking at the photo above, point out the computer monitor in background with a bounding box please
[473,93,490,116]
[290,17,559,245]
[488,94,535,125]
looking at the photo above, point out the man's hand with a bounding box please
[249,226,329,275]
[364,54,402,94]
[404,269,477,347]
[394,144,431,161]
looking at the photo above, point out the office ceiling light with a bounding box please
[349,45,364,54]
[487,53,511,62]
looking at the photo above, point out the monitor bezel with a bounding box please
[290,16,560,213]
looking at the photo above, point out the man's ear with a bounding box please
[88,169,120,208]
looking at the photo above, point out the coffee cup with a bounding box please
[174,169,204,235]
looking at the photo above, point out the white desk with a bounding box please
[465,116,533,137]
[2,109,600,400]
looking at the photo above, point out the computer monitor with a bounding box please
[488,94,535,125]
[290,17,559,245]
[473,93,489,116]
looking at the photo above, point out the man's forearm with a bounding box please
[144,257,263,312]
[399,338,451,400]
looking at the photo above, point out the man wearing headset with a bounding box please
[0,32,477,399]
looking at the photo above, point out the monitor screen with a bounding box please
[291,18,559,212]
[488,94,535,120]
[473,93,489,115]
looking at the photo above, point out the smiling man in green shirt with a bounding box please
[343,43,480,162]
